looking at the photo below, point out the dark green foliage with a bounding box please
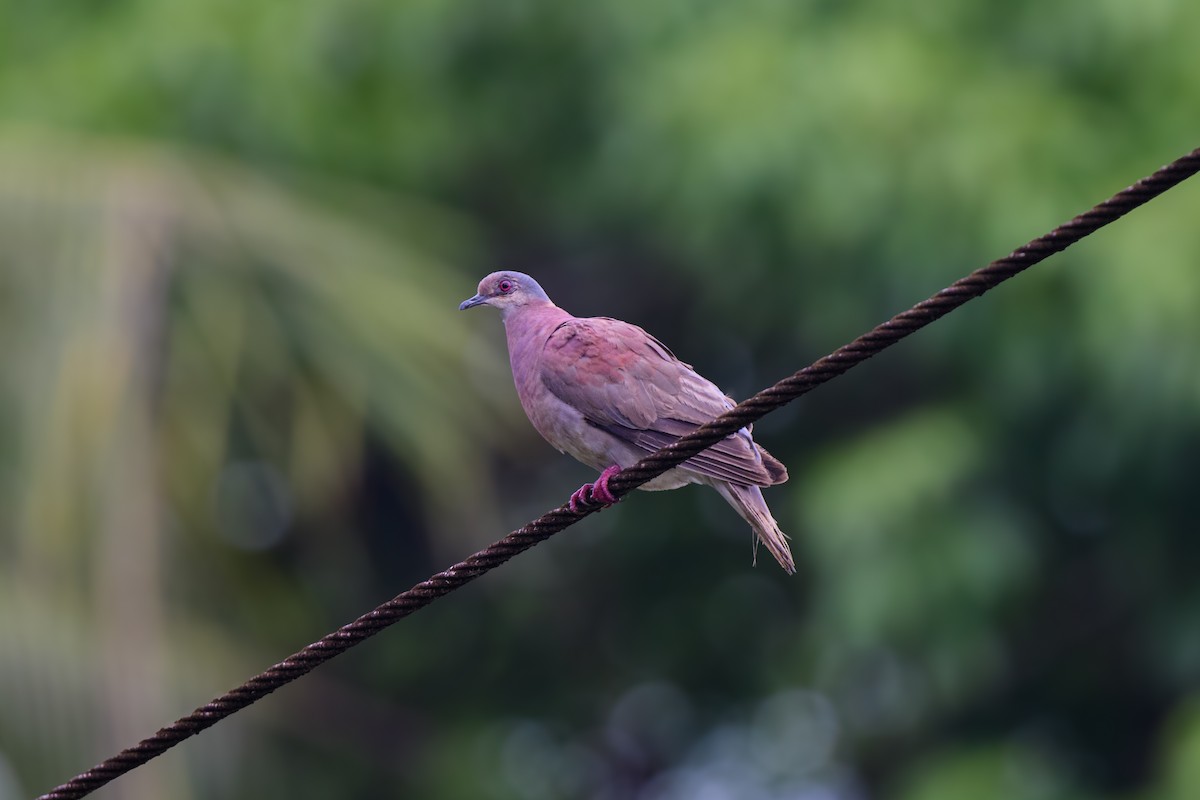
[1,1,1198,798]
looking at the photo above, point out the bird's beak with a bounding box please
[459,294,487,310]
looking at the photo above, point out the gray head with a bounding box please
[459,271,553,318]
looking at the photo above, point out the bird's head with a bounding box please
[459,271,552,318]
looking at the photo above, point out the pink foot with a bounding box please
[569,465,622,513]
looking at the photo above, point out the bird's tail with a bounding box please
[713,482,796,575]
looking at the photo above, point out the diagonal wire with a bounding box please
[37,145,1200,800]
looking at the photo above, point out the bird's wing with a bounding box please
[539,317,786,486]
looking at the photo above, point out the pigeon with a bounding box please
[460,270,795,573]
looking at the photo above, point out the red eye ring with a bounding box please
[498,279,514,294]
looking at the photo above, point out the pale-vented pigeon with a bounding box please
[460,271,795,573]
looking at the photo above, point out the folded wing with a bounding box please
[539,317,786,487]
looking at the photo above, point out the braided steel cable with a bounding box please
[37,145,1200,800]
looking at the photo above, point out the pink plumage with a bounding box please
[461,271,794,574]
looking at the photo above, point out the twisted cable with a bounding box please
[38,145,1200,800]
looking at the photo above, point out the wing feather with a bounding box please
[540,317,787,487]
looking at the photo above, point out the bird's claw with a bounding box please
[569,465,621,513]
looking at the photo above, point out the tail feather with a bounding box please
[712,481,795,574]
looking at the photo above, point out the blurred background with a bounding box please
[2,1,1199,798]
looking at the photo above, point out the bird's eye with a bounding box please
[497,279,514,294]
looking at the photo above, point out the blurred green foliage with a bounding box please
[1,1,1199,798]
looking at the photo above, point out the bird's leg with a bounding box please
[569,465,622,513]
